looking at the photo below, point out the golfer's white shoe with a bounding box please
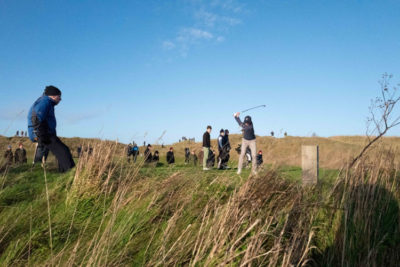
[203,168,210,171]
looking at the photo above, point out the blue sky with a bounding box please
[1,0,399,145]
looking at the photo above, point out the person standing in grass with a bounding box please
[126,143,132,163]
[166,147,175,164]
[15,143,27,164]
[222,129,231,169]
[217,129,226,169]
[144,144,152,163]
[77,144,82,158]
[132,143,139,163]
[256,150,263,166]
[202,126,212,170]
[233,112,257,175]
[27,86,75,173]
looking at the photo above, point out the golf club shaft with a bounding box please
[233,105,266,116]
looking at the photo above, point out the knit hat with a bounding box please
[220,129,224,133]
[225,129,229,133]
[147,144,152,147]
[7,145,11,149]
[244,116,252,124]
[44,86,62,96]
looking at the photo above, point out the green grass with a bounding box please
[0,152,399,266]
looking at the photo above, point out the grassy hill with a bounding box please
[0,134,399,266]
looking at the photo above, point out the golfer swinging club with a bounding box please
[234,112,257,175]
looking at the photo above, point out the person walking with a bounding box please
[233,112,257,175]
[4,146,13,166]
[27,86,75,173]
[166,147,175,164]
[202,126,212,170]
[15,143,27,163]
[132,143,139,163]
[21,130,24,137]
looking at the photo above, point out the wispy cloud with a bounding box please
[162,41,176,50]
[162,0,245,57]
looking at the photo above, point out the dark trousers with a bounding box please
[40,135,75,173]
[185,154,190,163]
[34,145,50,164]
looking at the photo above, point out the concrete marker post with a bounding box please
[302,145,319,185]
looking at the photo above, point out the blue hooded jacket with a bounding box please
[27,95,57,142]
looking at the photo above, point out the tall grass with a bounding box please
[0,137,399,266]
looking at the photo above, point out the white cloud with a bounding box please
[176,28,213,45]
[221,16,241,26]
[162,41,176,50]
[161,0,246,57]
[194,10,218,27]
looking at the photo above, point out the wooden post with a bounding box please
[302,146,319,185]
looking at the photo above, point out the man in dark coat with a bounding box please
[217,129,226,169]
[202,126,212,170]
[16,131,19,137]
[166,147,175,164]
[21,131,24,137]
[126,143,132,163]
[4,146,13,166]
[27,86,75,173]
[144,144,152,163]
[15,143,27,163]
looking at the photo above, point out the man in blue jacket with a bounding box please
[28,86,75,173]
[234,112,257,175]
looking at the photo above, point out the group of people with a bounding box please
[3,143,27,167]
[6,85,265,175]
[15,131,28,137]
[179,137,195,142]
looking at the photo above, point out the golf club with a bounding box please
[233,105,266,116]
